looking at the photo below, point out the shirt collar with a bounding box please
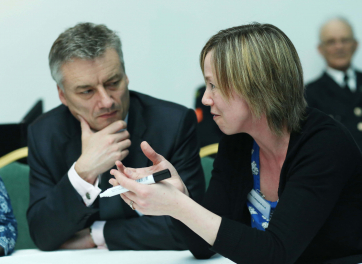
[118,113,129,132]
[326,66,356,91]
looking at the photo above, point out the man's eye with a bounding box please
[107,80,120,87]
[81,90,93,94]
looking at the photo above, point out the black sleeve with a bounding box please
[104,109,206,250]
[174,124,362,263]
[211,127,361,263]
[172,134,236,259]
[26,125,98,251]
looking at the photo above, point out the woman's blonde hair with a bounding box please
[200,23,306,135]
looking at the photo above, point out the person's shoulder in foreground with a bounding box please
[0,176,17,256]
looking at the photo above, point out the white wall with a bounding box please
[1,0,362,123]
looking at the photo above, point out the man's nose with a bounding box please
[98,87,113,109]
[202,88,213,106]
[335,41,344,49]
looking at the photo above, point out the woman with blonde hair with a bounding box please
[110,23,362,263]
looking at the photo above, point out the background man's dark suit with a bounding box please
[306,71,362,150]
[27,91,205,251]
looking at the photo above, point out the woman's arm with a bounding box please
[110,142,222,246]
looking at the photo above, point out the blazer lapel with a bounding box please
[122,93,148,169]
[101,93,148,220]
[322,73,355,104]
[64,109,82,169]
[355,71,362,105]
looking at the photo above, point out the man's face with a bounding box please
[58,48,130,131]
[318,20,358,71]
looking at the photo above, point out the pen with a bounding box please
[100,169,171,198]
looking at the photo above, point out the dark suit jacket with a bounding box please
[305,70,362,150]
[174,108,362,263]
[27,91,205,251]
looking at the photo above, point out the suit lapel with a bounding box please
[101,93,148,220]
[64,109,82,169]
[321,73,355,104]
[355,71,362,105]
[122,93,148,169]
[356,71,362,92]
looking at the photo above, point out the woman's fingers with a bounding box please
[110,169,139,193]
[141,141,164,165]
[120,193,131,205]
[109,178,119,186]
[115,160,125,173]
[120,192,145,212]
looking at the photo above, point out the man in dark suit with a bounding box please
[27,22,204,251]
[305,18,362,149]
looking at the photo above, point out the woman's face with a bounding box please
[202,51,253,135]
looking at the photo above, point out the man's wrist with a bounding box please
[90,221,107,248]
[68,163,101,206]
[75,159,96,184]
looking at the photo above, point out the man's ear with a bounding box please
[57,85,68,106]
[318,44,325,57]
[352,40,359,54]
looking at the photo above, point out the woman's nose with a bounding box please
[202,88,213,106]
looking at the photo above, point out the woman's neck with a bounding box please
[248,115,290,167]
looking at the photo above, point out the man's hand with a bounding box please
[75,116,131,184]
[60,228,96,249]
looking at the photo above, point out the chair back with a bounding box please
[201,156,214,190]
[0,147,28,168]
[199,143,218,159]
[199,143,218,190]
[0,162,36,249]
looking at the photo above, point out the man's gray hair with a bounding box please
[49,22,125,89]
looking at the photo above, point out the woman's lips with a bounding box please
[211,112,220,120]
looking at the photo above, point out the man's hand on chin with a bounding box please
[75,116,131,185]
[60,228,96,250]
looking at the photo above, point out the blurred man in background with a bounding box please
[306,17,362,149]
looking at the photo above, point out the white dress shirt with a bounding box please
[326,66,357,92]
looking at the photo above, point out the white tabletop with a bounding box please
[2,249,234,264]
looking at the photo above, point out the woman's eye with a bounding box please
[210,83,216,90]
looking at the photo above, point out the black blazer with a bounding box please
[27,91,205,251]
[305,71,362,150]
[174,108,362,263]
